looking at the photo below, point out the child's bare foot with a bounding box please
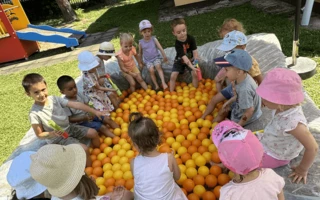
[111,186,125,200]
[162,83,168,90]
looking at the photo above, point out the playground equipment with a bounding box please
[0,0,86,64]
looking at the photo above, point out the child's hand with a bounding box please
[163,56,168,63]
[94,110,107,119]
[289,166,308,184]
[50,130,64,138]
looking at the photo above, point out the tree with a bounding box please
[55,0,78,22]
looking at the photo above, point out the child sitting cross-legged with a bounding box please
[57,75,119,138]
[22,73,103,167]
[211,120,285,200]
[128,112,187,200]
[212,49,262,126]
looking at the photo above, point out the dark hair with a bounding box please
[170,18,186,30]
[128,112,161,155]
[74,175,99,199]
[57,75,74,90]
[22,73,46,93]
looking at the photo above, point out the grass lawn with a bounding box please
[0,0,319,164]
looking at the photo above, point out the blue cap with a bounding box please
[214,49,252,72]
[218,30,248,52]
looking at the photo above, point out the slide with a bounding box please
[16,24,86,48]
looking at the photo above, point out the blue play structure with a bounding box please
[16,24,86,48]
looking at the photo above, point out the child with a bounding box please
[7,151,49,200]
[30,144,134,200]
[128,112,187,200]
[202,31,262,119]
[116,33,148,92]
[96,42,121,108]
[170,18,199,92]
[218,18,246,39]
[211,49,262,126]
[256,68,318,184]
[57,75,119,138]
[78,50,116,112]
[138,19,168,91]
[211,120,285,200]
[22,73,103,167]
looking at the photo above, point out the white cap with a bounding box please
[139,20,152,31]
[218,30,248,52]
[78,50,100,71]
[7,151,47,199]
[97,42,115,56]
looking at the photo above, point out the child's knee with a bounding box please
[170,73,178,81]
[86,128,99,138]
[191,71,197,78]
[155,65,162,70]
[148,67,155,74]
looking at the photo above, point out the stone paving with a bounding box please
[0,27,118,75]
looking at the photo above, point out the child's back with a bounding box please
[134,153,185,200]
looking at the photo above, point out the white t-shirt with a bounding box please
[261,106,307,160]
[220,168,285,200]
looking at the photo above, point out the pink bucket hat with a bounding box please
[212,120,264,175]
[256,68,304,105]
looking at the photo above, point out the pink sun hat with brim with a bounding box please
[30,144,86,197]
[7,151,47,199]
[78,50,100,71]
[211,120,243,147]
[256,68,304,105]
[211,120,264,175]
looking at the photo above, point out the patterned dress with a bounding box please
[82,71,114,112]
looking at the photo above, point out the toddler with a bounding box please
[30,144,133,200]
[22,73,103,166]
[202,30,262,119]
[138,20,168,91]
[116,33,148,92]
[57,75,119,138]
[212,120,285,200]
[128,112,187,200]
[211,49,261,126]
[95,41,121,108]
[256,68,318,184]
[78,50,115,112]
[170,18,199,92]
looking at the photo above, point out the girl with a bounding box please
[128,112,187,200]
[116,33,148,92]
[256,68,318,184]
[78,50,115,113]
[96,41,121,109]
[212,120,285,200]
[138,20,168,91]
[7,151,49,200]
[30,144,134,200]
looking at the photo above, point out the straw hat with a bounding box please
[7,151,47,199]
[78,50,100,71]
[97,42,115,56]
[30,144,86,197]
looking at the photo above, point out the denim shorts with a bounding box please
[79,116,105,131]
[220,84,233,100]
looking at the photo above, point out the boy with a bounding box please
[170,18,199,92]
[212,49,262,126]
[202,31,262,120]
[57,75,119,138]
[22,73,103,167]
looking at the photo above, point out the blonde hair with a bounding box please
[120,33,134,43]
[218,18,246,38]
[73,175,99,199]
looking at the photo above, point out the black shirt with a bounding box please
[174,34,197,64]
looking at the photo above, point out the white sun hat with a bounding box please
[139,19,152,31]
[30,144,86,197]
[97,42,115,56]
[7,151,47,199]
[78,50,100,71]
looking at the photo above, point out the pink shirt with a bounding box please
[116,46,137,71]
[220,169,284,200]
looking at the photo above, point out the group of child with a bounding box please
[6,17,318,200]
